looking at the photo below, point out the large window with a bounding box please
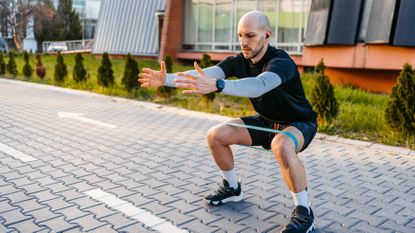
[214,0,233,50]
[183,0,311,54]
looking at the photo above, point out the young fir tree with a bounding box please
[6,51,18,76]
[97,52,114,87]
[385,63,415,139]
[57,0,82,40]
[73,53,87,83]
[157,54,175,98]
[309,59,339,124]
[35,54,46,79]
[121,53,139,92]
[0,51,6,75]
[54,52,68,82]
[22,51,33,78]
[200,53,215,104]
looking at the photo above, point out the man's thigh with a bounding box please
[240,115,274,148]
[288,121,317,152]
[239,116,317,152]
[274,126,305,153]
[220,118,253,146]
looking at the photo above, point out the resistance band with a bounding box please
[225,122,299,151]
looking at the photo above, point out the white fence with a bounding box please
[42,39,94,53]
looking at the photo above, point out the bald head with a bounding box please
[237,10,271,63]
[238,10,271,32]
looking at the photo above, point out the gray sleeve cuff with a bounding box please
[164,73,176,87]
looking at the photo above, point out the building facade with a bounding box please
[92,0,165,56]
[160,0,415,93]
[181,0,310,54]
[91,0,415,93]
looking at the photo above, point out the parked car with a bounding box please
[47,42,68,53]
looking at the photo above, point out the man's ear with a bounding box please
[265,34,270,39]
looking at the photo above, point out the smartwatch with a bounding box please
[216,79,225,93]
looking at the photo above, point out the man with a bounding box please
[138,10,317,233]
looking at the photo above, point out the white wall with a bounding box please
[23,39,38,52]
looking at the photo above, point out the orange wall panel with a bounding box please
[325,68,399,93]
[301,44,415,70]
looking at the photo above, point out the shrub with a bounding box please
[200,53,215,103]
[35,54,46,79]
[6,51,18,76]
[0,51,6,75]
[309,59,339,124]
[22,51,33,78]
[157,54,175,98]
[54,52,68,82]
[97,52,114,87]
[122,53,139,91]
[73,53,87,83]
[385,63,415,139]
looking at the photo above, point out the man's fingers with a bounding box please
[182,89,200,94]
[138,73,151,79]
[175,83,195,89]
[138,79,149,85]
[160,61,166,74]
[137,74,152,84]
[174,77,195,84]
[177,72,197,80]
[137,77,148,82]
[194,62,205,75]
[142,68,154,74]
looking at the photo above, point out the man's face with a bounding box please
[237,20,268,60]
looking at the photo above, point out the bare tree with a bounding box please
[33,0,61,50]
[0,1,11,36]
[0,0,36,51]
[1,0,81,51]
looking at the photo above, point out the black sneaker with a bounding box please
[281,206,315,233]
[204,179,244,205]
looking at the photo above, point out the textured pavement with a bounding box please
[0,78,414,233]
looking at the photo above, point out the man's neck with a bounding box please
[250,44,269,64]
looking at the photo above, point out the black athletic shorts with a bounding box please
[240,115,317,152]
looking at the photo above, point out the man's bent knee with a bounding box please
[207,124,234,147]
[271,136,294,165]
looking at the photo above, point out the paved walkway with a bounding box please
[0,78,414,233]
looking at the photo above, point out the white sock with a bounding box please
[221,169,238,189]
[291,190,309,211]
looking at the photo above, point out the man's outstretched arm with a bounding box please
[220,72,282,98]
[164,66,226,87]
[175,62,282,97]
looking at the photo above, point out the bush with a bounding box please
[6,51,18,76]
[157,54,175,98]
[385,63,415,139]
[54,52,68,82]
[122,53,139,92]
[73,53,87,83]
[22,51,33,78]
[97,52,114,87]
[200,53,215,104]
[0,51,6,75]
[309,59,339,124]
[35,54,46,79]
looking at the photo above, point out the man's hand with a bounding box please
[175,62,218,94]
[138,61,166,88]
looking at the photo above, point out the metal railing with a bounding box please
[42,39,94,53]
